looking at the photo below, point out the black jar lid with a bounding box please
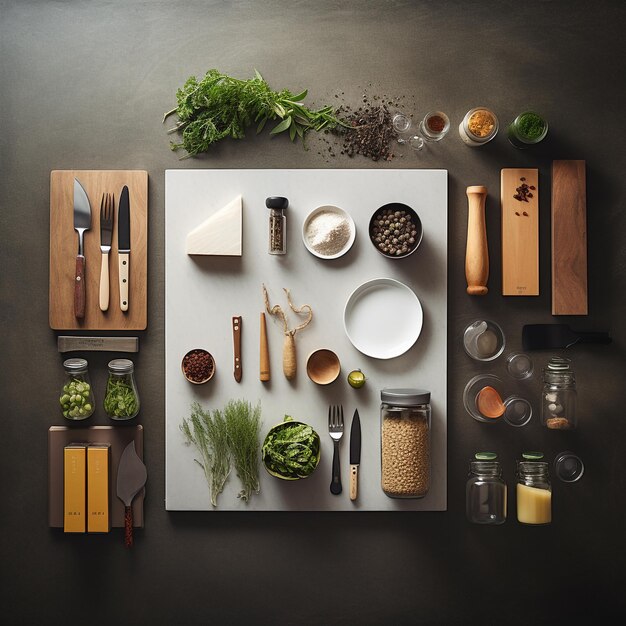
[381,388,430,405]
[266,197,289,210]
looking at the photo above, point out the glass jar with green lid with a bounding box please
[517,453,551,525]
[59,358,95,420]
[507,111,548,148]
[104,359,140,420]
[466,452,507,524]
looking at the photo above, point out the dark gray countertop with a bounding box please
[1,1,625,623]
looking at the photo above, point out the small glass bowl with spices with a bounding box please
[302,205,356,260]
[418,111,450,142]
[104,359,140,420]
[459,107,499,146]
[507,111,548,148]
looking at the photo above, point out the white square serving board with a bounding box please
[165,169,447,511]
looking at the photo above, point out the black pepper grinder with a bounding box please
[266,196,288,255]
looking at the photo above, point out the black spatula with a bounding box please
[522,324,611,350]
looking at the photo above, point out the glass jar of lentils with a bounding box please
[380,388,431,498]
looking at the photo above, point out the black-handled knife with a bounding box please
[349,409,361,501]
[118,185,130,312]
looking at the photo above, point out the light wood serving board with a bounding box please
[552,160,588,315]
[501,168,539,296]
[49,170,148,330]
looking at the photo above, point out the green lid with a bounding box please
[522,451,544,460]
[475,452,497,460]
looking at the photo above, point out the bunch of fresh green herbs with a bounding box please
[180,400,261,506]
[163,69,347,158]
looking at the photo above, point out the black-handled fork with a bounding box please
[329,405,344,495]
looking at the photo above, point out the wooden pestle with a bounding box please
[259,312,270,381]
[465,185,489,295]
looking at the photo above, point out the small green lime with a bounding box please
[347,369,366,389]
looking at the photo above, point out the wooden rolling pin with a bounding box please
[259,312,270,381]
[465,185,489,295]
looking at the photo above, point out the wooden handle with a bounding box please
[465,185,489,295]
[74,255,86,319]
[350,464,358,501]
[124,505,133,548]
[283,333,296,380]
[118,252,129,311]
[99,252,110,311]
[232,316,242,382]
[259,313,270,381]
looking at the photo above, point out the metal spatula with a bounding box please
[116,441,147,548]
[522,324,611,350]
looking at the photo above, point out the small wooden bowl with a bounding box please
[181,348,216,384]
[306,349,341,385]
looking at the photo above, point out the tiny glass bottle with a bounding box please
[466,453,507,524]
[266,196,288,255]
[541,356,576,430]
[104,359,140,420]
[60,358,95,420]
[517,458,551,525]
[380,388,431,498]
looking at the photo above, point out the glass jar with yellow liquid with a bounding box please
[516,456,552,525]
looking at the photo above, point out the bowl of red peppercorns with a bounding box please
[181,348,216,384]
[369,203,423,259]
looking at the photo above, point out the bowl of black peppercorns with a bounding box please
[369,203,423,259]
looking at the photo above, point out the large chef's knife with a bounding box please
[116,440,147,548]
[118,185,130,311]
[73,178,92,319]
[349,409,361,501]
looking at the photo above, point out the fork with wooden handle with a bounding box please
[98,193,114,311]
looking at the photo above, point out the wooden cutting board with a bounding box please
[49,170,148,330]
[552,160,587,315]
[501,168,539,296]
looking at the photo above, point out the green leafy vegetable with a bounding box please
[163,69,347,158]
[181,403,231,507]
[262,416,320,480]
[224,400,261,502]
[103,378,138,418]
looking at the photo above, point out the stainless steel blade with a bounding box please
[73,178,91,255]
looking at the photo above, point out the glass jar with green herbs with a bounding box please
[507,111,548,148]
[60,358,95,420]
[104,359,140,420]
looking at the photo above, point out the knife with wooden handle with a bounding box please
[349,409,361,501]
[118,186,130,312]
[465,185,489,296]
[73,179,92,319]
[233,316,242,382]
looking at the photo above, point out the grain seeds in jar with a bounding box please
[380,388,431,498]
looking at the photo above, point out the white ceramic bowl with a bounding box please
[302,205,356,260]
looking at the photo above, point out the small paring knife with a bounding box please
[349,409,361,501]
[233,316,242,382]
[118,186,131,312]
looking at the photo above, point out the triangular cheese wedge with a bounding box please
[186,195,243,256]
